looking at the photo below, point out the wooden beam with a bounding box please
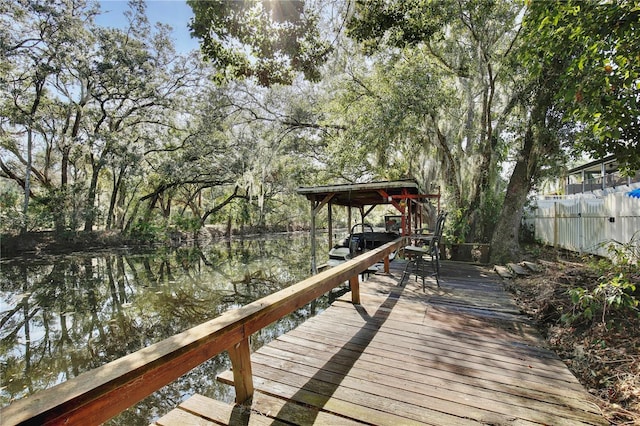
[377,190,402,211]
[312,193,335,273]
[312,193,335,215]
[362,205,376,220]
[407,196,412,235]
[388,193,440,200]
[227,337,254,404]
[310,200,317,274]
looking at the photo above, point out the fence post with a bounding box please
[553,202,558,248]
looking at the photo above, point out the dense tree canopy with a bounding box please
[522,0,640,172]
[1,0,204,233]
[344,0,524,243]
[1,0,638,262]
[188,0,332,86]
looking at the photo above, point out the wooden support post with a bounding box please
[384,255,390,274]
[311,193,335,275]
[310,201,317,274]
[407,199,412,234]
[349,275,360,305]
[228,337,254,404]
[363,205,376,220]
[328,201,333,250]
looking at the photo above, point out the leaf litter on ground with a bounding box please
[504,246,639,425]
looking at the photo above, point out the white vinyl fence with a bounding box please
[526,192,640,260]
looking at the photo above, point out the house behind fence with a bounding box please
[527,156,640,262]
[525,191,640,261]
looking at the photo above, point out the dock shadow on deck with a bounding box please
[155,261,606,426]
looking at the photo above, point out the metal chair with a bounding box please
[402,212,447,289]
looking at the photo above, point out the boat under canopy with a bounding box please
[296,179,440,273]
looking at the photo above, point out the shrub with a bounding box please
[606,230,640,267]
[562,240,640,328]
[171,215,202,233]
[128,220,167,243]
[563,275,638,326]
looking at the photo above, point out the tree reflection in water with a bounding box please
[0,234,333,425]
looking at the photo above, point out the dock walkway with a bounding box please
[155,261,606,425]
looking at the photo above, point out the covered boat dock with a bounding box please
[296,180,440,273]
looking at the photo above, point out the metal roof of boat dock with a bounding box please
[296,179,434,207]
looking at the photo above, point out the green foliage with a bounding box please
[24,199,56,232]
[1,0,203,234]
[563,274,638,327]
[347,0,457,51]
[562,242,640,327]
[522,0,640,171]
[325,49,455,182]
[1,189,66,233]
[171,214,201,233]
[188,0,331,86]
[443,208,470,244]
[128,220,167,243]
[341,0,526,245]
[605,231,640,267]
[478,189,504,243]
[0,187,21,232]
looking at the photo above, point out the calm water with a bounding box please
[0,233,332,424]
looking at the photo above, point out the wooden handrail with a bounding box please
[1,238,403,426]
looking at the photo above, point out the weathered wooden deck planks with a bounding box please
[155,261,606,425]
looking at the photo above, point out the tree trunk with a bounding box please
[489,85,553,263]
[84,160,101,232]
[54,145,71,234]
[200,187,241,226]
[57,104,82,233]
[21,129,33,234]
[115,178,129,230]
[106,166,125,230]
[489,124,537,263]
[123,198,141,233]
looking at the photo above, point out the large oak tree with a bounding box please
[345,0,523,243]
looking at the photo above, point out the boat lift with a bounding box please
[296,180,440,273]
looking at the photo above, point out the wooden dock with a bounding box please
[155,261,606,426]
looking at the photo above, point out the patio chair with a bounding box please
[402,211,447,289]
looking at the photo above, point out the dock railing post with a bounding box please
[350,275,360,304]
[227,337,254,404]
